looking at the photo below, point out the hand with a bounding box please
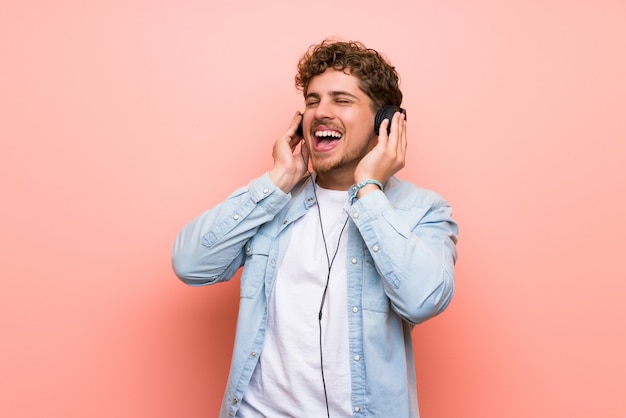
[353,111,407,196]
[269,112,310,193]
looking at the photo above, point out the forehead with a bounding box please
[306,68,366,97]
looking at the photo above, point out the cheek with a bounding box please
[346,119,375,146]
[346,112,374,135]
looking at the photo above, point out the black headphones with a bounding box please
[297,105,407,137]
[374,105,407,135]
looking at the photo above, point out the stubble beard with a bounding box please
[310,135,376,176]
[311,145,367,176]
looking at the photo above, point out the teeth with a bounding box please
[314,130,342,139]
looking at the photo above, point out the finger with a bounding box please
[378,118,390,145]
[399,114,407,155]
[291,111,302,126]
[387,111,401,149]
[286,111,302,135]
[392,112,404,150]
[300,140,310,171]
[287,112,304,148]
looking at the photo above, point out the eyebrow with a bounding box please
[305,91,360,101]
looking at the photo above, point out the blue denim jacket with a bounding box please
[172,172,458,417]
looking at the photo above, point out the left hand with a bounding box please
[353,111,407,194]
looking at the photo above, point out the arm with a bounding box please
[172,112,308,286]
[347,187,458,324]
[171,173,290,286]
[351,111,456,323]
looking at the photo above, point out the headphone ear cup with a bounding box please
[374,105,407,135]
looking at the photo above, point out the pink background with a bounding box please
[2,0,625,417]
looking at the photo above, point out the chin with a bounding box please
[311,160,337,175]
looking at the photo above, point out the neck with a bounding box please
[314,167,355,191]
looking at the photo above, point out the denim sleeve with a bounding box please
[346,188,458,324]
[171,172,290,286]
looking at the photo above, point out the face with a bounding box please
[302,68,376,190]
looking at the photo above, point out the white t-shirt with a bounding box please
[237,185,352,417]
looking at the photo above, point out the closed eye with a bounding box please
[305,95,319,107]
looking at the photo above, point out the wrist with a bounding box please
[349,179,383,202]
[356,183,379,199]
[269,167,295,193]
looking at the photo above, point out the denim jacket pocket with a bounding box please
[240,234,272,299]
[361,251,391,313]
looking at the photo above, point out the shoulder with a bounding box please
[384,176,451,210]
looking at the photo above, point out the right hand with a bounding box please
[269,112,310,193]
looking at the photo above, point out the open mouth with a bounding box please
[313,128,343,151]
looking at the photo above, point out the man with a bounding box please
[172,40,458,417]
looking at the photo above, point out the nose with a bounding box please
[313,98,335,122]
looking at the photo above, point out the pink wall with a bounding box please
[2,1,625,417]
